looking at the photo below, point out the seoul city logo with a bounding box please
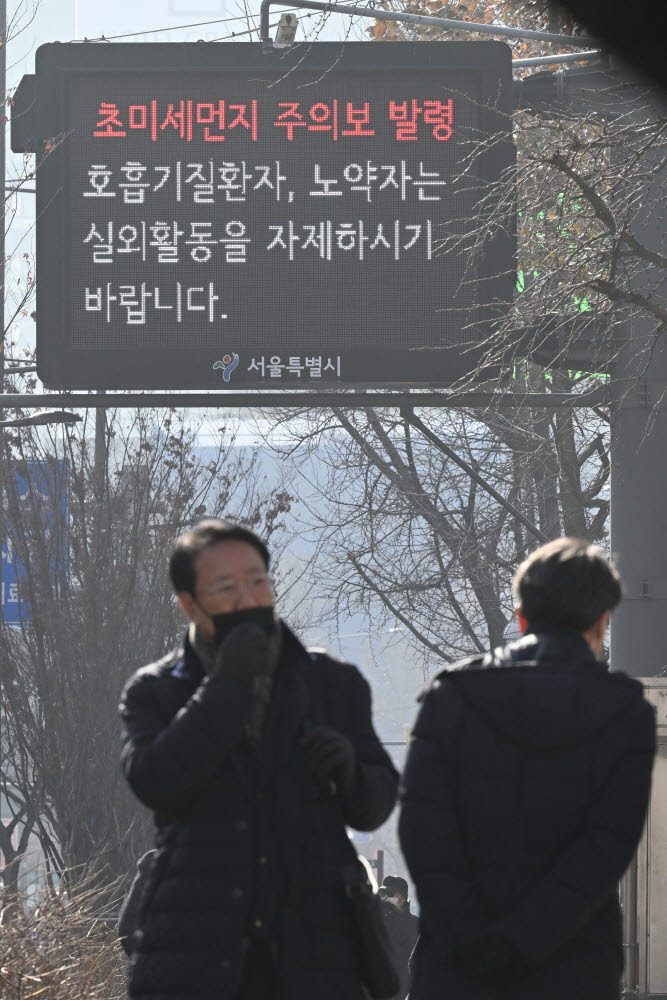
[212,353,240,382]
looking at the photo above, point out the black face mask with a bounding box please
[211,606,277,647]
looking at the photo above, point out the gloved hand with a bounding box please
[300,724,359,798]
[215,623,271,683]
[453,932,527,986]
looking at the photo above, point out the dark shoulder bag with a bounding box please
[303,660,399,999]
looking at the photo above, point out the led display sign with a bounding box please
[14,42,514,389]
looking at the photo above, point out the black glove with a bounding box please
[453,932,527,986]
[215,623,271,684]
[300,724,359,798]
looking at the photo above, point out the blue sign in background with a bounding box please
[1,461,68,625]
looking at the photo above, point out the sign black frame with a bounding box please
[17,41,515,390]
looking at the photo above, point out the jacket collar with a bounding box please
[170,628,206,684]
[484,624,606,674]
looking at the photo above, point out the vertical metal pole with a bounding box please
[611,336,667,678]
[621,855,639,991]
[375,848,384,888]
[95,391,106,502]
[609,87,667,994]
[546,1,561,33]
[0,0,7,770]
[609,88,667,675]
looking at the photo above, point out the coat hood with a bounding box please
[438,627,645,750]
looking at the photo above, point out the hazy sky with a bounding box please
[10,0,356,80]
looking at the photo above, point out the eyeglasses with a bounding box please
[197,574,274,607]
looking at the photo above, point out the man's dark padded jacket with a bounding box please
[119,623,398,1000]
[399,626,656,1000]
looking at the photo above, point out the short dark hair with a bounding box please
[381,876,408,898]
[513,537,622,632]
[169,518,270,596]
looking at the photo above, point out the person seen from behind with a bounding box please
[378,875,419,999]
[119,519,397,1000]
[399,538,656,1000]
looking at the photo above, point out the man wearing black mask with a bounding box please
[378,876,419,999]
[119,519,397,1000]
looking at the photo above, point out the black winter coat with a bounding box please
[118,849,157,956]
[381,903,419,999]
[399,627,656,1000]
[119,624,398,1000]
